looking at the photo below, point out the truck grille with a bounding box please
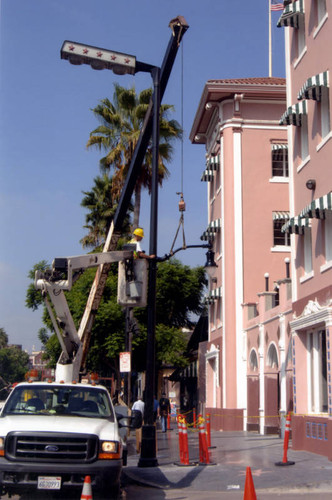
[5,432,99,463]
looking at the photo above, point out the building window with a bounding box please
[319,86,331,139]
[273,217,290,247]
[324,211,332,263]
[272,145,288,177]
[308,329,327,413]
[303,228,313,275]
[296,13,306,58]
[317,0,327,25]
[300,115,309,160]
[249,349,258,371]
[267,344,279,369]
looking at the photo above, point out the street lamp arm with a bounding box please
[157,242,213,262]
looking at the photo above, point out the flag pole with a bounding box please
[269,0,272,77]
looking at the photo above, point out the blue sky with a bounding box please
[0,0,285,351]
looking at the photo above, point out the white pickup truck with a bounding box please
[0,381,141,498]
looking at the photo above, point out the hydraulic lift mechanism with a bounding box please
[34,16,189,383]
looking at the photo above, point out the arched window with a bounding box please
[267,343,279,369]
[249,349,258,371]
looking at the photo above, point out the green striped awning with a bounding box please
[206,155,220,171]
[279,101,307,126]
[277,0,304,29]
[298,72,329,101]
[273,211,290,220]
[272,144,288,151]
[282,216,310,234]
[200,219,221,241]
[201,169,214,182]
[300,192,332,219]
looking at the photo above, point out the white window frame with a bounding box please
[307,329,328,414]
[206,344,220,408]
[273,218,290,248]
[272,147,289,178]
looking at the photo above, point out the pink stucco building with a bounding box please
[190,78,292,433]
[278,0,332,457]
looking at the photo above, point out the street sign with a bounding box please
[120,352,131,373]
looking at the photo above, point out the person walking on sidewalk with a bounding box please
[159,392,171,432]
[132,396,144,453]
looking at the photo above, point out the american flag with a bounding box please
[271,0,284,11]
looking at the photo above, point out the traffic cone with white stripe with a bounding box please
[81,475,93,500]
[275,412,295,466]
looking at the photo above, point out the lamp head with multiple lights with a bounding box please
[60,40,137,75]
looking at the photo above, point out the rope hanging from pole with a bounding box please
[169,193,186,255]
[169,42,186,256]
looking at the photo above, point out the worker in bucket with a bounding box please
[130,227,155,260]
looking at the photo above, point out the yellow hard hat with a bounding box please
[133,227,144,238]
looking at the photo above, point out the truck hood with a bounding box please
[0,415,120,441]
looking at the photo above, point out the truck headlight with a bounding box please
[101,441,118,453]
[99,441,120,459]
[0,437,4,456]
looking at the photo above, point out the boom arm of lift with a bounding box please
[35,250,133,383]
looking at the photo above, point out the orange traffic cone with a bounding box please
[243,467,257,500]
[81,475,93,500]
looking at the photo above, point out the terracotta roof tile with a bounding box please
[207,77,286,86]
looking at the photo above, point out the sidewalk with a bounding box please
[123,424,332,497]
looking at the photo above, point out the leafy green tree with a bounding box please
[0,347,29,384]
[26,259,206,378]
[80,174,133,249]
[0,328,30,394]
[80,174,116,248]
[134,259,207,329]
[25,261,49,311]
[0,328,8,349]
[86,83,182,227]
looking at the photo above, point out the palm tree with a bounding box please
[80,173,132,249]
[86,83,182,228]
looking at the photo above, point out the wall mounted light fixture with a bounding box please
[306,179,316,190]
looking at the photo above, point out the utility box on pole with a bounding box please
[117,259,148,307]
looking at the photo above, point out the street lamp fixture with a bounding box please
[61,40,156,75]
[204,248,218,278]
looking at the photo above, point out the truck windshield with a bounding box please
[2,385,114,420]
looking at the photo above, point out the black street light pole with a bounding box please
[138,67,160,467]
[60,17,189,468]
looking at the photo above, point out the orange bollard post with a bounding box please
[193,408,197,429]
[177,415,184,463]
[206,413,211,448]
[243,467,257,500]
[198,415,210,465]
[181,417,190,465]
[275,413,295,466]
